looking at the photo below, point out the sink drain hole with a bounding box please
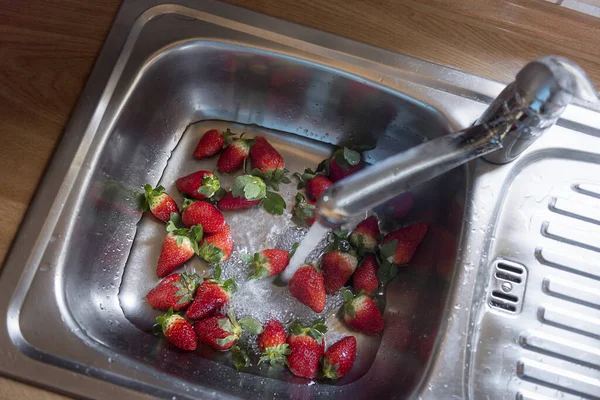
[487,259,528,315]
[497,262,524,275]
[492,290,519,303]
[495,272,522,283]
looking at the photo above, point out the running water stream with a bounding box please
[279,221,330,282]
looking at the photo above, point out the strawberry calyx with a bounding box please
[172,271,201,305]
[141,184,167,211]
[291,193,315,227]
[232,345,250,371]
[324,229,353,253]
[289,318,327,345]
[197,173,221,198]
[197,241,226,264]
[293,168,317,190]
[156,308,184,334]
[206,264,238,294]
[250,167,291,191]
[231,175,267,201]
[215,309,263,348]
[166,217,203,254]
[341,288,366,319]
[322,356,341,379]
[241,252,271,280]
[333,147,361,171]
[258,343,291,367]
[221,128,236,147]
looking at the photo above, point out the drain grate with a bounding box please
[487,259,528,315]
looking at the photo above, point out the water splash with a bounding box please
[279,221,330,282]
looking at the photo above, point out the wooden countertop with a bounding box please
[0,0,598,398]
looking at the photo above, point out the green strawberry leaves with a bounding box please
[141,184,166,211]
[258,343,291,367]
[290,242,300,258]
[291,193,315,227]
[379,239,398,264]
[293,168,317,190]
[166,215,202,253]
[197,174,221,198]
[263,191,286,215]
[232,345,250,371]
[238,317,264,335]
[333,147,362,171]
[231,175,266,201]
[289,318,327,345]
[250,168,291,191]
[324,229,352,253]
[197,242,225,264]
[377,260,398,285]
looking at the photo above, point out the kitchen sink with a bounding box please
[1,1,599,399]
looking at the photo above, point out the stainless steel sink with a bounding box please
[1,1,599,399]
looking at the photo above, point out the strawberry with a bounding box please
[181,200,225,233]
[380,222,429,264]
[286,319,327,378]
[242,248,292,279]
[352,254,379,295]
[197,223,233,263]
[291,193,316,227]
[217,191,261,211]
[217,137,252,173]
[349,216,380,252]
[146,271,201,311]
[294,168,333,201]
[328,148,365,182]
[322,336,357,379]
[141,184,179,223]
[156,220,203,278]
[176,170,220,200]
[289,264,326,313]
[306,175,333,201]
[156,309,197,351]
[249,137,290,190]
[321,250,358,294]
[185,265,236,320]
[194,309,263,351]
[193,129,234,159]
[257,319,290,367]
[341,288,384,335]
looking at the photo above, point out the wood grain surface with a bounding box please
[0,0,598,398]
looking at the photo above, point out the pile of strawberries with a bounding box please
[140,128,428,380]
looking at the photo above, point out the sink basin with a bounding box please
[1,1,598,399]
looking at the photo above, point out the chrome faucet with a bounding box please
[317,56,598,226]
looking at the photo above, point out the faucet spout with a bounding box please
[317,56,597,227]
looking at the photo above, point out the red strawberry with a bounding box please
[380,222,429,264]
[156,309,197,351]
[194,309,263,351]
[322,336,357,379]
[176,170,220,200]
[257,319,290,367]
[250,137,285,172]
[181,200,225,233]
[198,223,233,263]
[249,137,290,190]
[156,221,203,278]
[146,272,201,311]
[217,191,261,211]
[217,137,252,173]
[349,216,380,252]
[306,175,333,201]
[341,289,384,335]
[289,264,326,313]
[291,193,316,227]
[243,249,291,279]
[286,319,327,378]
[193,129,234,159]
[186,265,236,320]
[352,254,379,295]
[321,250,358,294]
[294,168,333,201]
[328,148,365,182]
[142,184,179,223]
